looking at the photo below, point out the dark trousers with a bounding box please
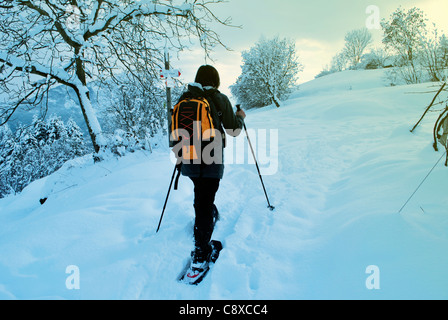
[190,177,220,251]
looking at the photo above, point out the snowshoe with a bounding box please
[178,240,223,285]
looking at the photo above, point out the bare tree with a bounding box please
[0,0,233,154]
[343,28,373,68]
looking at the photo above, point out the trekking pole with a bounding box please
[156,163,181,233]
[237,105,275,211]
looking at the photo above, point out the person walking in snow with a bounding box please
[177,65,246,271]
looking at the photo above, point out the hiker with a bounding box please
[177,65,246,269]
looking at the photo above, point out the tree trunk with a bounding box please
[265,83,281,108]
[272,97,281,108]
[73,55,104,155]
[73,86,103,154]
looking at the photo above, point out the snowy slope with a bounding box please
[1,69,447,300]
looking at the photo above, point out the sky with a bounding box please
[173,0,448,97]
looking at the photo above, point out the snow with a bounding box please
[1,69,447,300]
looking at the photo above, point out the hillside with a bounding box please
[0,69,447,300]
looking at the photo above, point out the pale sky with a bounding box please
[174,0,448,97]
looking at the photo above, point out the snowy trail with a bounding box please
[1,70,448,299]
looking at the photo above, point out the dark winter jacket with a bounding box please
[177,83,244,179]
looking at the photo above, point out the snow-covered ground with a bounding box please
[1,69,447,300]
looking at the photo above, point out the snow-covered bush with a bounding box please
[104,129,141,157]
[359,48,393,70]
[0,115,88,198]
[315,52,348,78]
[316,33,384,78]
[231,36,303,109]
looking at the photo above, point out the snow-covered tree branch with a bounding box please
[0,0,232,154]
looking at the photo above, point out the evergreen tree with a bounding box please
[0,116,88,198]
[0,125,15,197]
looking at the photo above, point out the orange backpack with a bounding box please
[170,97,217,161]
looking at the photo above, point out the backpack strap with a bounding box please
[205,92,226,148]
[204,91,223,121]
[204,91,225,136]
